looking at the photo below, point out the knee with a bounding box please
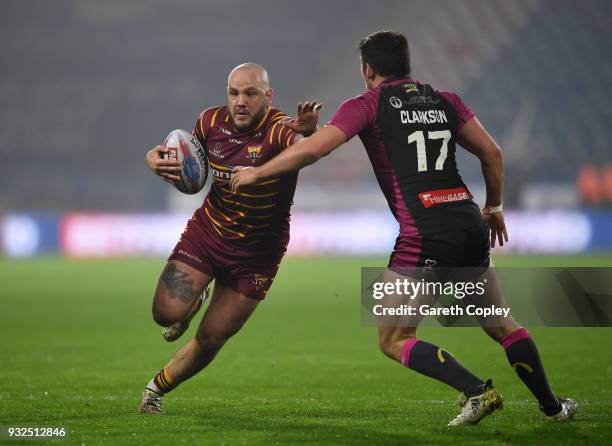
[152,308,174,327]
[152,301,184,327]
[378,330,417,360]
[378,336,396,359]
[483,325,518,343]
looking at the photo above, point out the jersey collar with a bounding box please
[381,76,416,85]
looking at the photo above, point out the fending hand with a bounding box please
[281,100,323,136]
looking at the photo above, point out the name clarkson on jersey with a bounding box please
[400,109,448,125]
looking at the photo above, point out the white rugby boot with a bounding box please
[140,388,163,414]
[546,397,578,421]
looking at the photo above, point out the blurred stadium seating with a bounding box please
[2,0,610,211]
[1,0,611,256]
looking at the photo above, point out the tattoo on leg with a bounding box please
[161,263,196,304]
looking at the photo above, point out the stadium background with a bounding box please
[1,1,610,445]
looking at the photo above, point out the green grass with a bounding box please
[0,255,611,445]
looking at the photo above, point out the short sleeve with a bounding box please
[193,110,206,142]
[277,124,299,151]
[193,106,223,143]
[327,94,377,140]
[266,118,299,151]
[436,91,475,131]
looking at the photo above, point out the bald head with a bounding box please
[226,63,273,132]
[228,63,270,90]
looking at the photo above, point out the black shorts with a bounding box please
[389,222,491,277]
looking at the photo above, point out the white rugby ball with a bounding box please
[163,129,209,194]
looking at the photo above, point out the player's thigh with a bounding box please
[464,262,519,341]
[153,260,212,324]
[463,220,492,266]
[195,281,259,345]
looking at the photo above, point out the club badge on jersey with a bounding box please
[246,145,262,163]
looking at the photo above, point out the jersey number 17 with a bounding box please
[408,130,451,172]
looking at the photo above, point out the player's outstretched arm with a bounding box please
[457,117,508,248]
[146,145,182,184]
[230,125,346,192]
[281,100,323,137]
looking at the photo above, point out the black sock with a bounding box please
[400,338,485,395]
[501,328,561,415]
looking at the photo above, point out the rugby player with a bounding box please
[231,32,577,425]
[140,63,321,413]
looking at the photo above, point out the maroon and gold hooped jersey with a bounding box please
[193,106,300,250]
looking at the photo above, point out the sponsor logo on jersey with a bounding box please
[418,187,471,208]
[210,166,232,182]
[424,259,438,270]
[211,168,232,181]
[401,109,448,125]
[389,96,403,109]
[253,274,269,290]
[229,138,243,144]
[211,142,224,159]
[220,127,232,135]
[178,249,202,263]
[402,82,418,94]
[407,96,440,106]
[246,145,262,163]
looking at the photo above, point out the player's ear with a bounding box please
[364,63,376,81]
[265,88,273,106]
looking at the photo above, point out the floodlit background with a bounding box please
[1,2,611,444]
[1,0,611,257]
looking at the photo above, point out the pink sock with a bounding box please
[399,338,420,367]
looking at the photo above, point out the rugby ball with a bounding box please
[163,129,209,194]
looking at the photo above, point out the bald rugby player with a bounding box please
[140,63,321,413]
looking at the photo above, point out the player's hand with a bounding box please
[482,208,509,248]
[146,145,182,184]
[281,100,323,136]
[231,166,259,192]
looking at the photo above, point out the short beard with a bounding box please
[230,105,267,133]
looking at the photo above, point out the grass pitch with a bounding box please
[0,255,610,445]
